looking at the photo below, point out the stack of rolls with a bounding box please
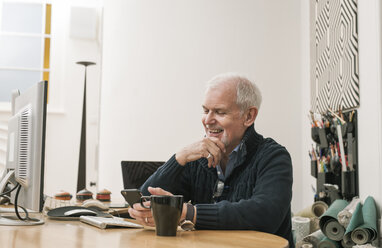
[296,197,379,248]
[296,199,348,248]
[343,196,378,246]
[295,201,329,248]
[319,199,348,241]
[296,201,329,232]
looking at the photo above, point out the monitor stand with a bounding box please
[0,170,44,226]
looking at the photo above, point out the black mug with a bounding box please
[140,195,183,236]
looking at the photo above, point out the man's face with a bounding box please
[202,83,248,154]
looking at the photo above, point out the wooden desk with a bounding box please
[0,217,289,248]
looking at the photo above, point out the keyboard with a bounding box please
[80,216,143,229]
[43,196,76,213]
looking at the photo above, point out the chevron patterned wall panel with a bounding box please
[311,0,359,113]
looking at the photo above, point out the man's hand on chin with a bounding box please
[175,137,225,167]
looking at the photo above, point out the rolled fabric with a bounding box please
[341,234,355,248]
[351,229,372,245]
[301,244,313,248]
[351,196,378,245]
[317,237,340,248]
[343,202,362,246]
[296,240,307,248]
[301,229,325,248]
[292,216,311,244]
[352,244,378,248]
[319,199,348,241]
[312,201,329,217]
[324,220,345,241]
[296,201,328,233]
[310,217,321,233]
[297,201,329,218]
[337,197,362,228]
[296,241,310,248]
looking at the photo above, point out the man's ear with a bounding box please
[243,107,258,127]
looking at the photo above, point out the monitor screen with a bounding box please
[0,81,47,225]
[121,161,164,189]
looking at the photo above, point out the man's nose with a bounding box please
[204,112,215,125]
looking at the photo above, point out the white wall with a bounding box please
[99,0,304,208]
[357,0,382,210]
[43,0,103,196]
[300,0,315,209]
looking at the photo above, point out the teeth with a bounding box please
[210,129,222,133]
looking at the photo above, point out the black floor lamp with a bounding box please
[76,61,96,192]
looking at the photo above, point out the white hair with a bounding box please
[205,73,262,113]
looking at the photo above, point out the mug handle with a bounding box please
[140,196,151,209]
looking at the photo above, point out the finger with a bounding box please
[144,216,155,227]
[207,145,221,168]
[206,152,213,167]
[135,216,155,227]
[204,140,223,167]
[128,207,136,218]
[210,152,220,168]
[207,137,226,153]
[128,207,141,220]
[132,201,151,210]
[128,207,152,219]
[148,187,173,196]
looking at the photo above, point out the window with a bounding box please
[0,1,51,102]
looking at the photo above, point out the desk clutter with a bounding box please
[294,196,379,248]
[43,188,111,213]
[41,188,141,229]
[309,109,358,205]
[46,206,111,220]
[43,188,112,219]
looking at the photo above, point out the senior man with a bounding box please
[128,73,294,247]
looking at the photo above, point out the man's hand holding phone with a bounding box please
[121,189,153,226]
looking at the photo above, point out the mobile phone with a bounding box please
[121,189,143,207]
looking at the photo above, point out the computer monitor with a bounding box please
[121,161,164,189]
[0,81,47,225]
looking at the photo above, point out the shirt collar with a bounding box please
[217,139,247,181]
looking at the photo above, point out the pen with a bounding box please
[349,110,355,122]
[328,108,346,125]
[336,125,347,171]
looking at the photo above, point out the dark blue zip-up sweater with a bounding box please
[141,125,294,247]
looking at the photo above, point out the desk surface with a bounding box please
[0,216,289,248]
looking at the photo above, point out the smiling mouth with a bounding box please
[208,129,223,135]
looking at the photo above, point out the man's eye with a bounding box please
[203,109,209,114]
[216,111,225,115]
